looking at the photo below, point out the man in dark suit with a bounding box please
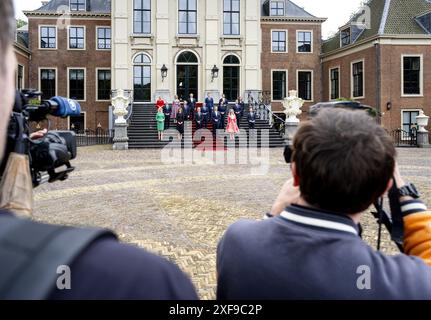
[201,103,210,128]
[187,93,196,121]
[211,106,222,136]
[234,100,243,129]
[218,94,228,130]
[163,103,172,129]
[248,107,257,130]
[205,93,215,115]
[195,107,204,130]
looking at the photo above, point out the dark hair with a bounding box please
[292,109,396,215]
[0,0,15,73]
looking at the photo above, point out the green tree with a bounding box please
[16,19,27,29]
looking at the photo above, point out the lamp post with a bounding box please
[211,65,219,82]
[161,64,168,82]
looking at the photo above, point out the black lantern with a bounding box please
[211,65,219,82]
[161,64,168,81]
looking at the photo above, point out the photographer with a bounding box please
[0,1,197,300]
[217,109,431,299]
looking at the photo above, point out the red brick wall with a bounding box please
[380,44,431,132]
[322,45,377,108]
[261,22,323,118]
[322,44,431,132]
[28,18,111,130]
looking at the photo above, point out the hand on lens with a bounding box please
[270,178,301,216]
[30,129,47,140]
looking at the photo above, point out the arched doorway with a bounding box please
[176,51,199,101]
[133,53,151,102]
[223,54,240,102]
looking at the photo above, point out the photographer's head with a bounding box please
[292,109,396,215]
[0,0,16,161]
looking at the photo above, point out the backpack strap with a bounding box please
[0,212,117,300]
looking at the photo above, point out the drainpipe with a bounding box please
[374,40,382,125]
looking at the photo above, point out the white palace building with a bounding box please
[112,0,262,103]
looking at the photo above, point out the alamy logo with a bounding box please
[56,265,71,290]
[356,265,371,290]
[351,5,372,30]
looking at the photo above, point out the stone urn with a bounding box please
[283,90,304,124]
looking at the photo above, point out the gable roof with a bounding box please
[25,0,110,16]
[322,0,431,54]
[261,0,326,22]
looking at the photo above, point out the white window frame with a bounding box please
[350,59,365,100]
[132,0,152,36]
[69,0,86,12]
[329,66,340,101]
[38,67,58,98]
[271,29,288,53]
[38,25,57,50]
[296,69,314,102]
[67,67,87,102]
[67,25,86,51]
[68,111,87,131]
[271,69,288,102]
[340,26,351,47]
[270,0,285,16]
[400,108,422,140]
[296,30,313,54]
[177,0,199,36]
[16,64,25,90]
[96,26,111,51]
[96,68,111,102]
[401,54,424,97]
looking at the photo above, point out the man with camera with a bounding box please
[217,109,431,299]
[0,1,197,300]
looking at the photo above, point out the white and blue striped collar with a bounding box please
[279,205,360,236]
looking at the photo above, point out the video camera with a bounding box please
[283,144,405,252]
[0,89,81,187]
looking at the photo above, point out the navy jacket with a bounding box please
[217,202,431,300]
[248,112,257,123]
[205,97,214,110]
[212,112,221,124]
[201,106,210,119]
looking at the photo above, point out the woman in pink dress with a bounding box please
[226,109,240,140]
[172,95,180,123]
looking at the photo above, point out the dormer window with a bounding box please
[416,12,431,34]
[70,0,86,11]
[270,1,284,16]
[340,27,351,47]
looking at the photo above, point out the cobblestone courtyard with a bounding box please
[33,146,431,299]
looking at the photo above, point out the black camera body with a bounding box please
[0,90,81,187]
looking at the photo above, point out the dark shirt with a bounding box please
[50,237,198,300]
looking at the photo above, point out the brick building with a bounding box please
[261,0,325,115]
[322,0,431,132]
[24,0,111,131]
[14,25,31,91]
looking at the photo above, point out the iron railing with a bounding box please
[74,129,114,147]
[390,128,418,148]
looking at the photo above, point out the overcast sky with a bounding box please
[13,0,365,39]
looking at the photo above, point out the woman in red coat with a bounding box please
[156,96,165,110]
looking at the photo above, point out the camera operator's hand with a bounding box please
[393,163,414,202]
[30,129,47,140]
[270,178,300,216]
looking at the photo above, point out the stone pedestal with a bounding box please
[284,122,299,145]
[113,123,129,150]
[417,131,430,148]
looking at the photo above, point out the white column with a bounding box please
[154,0,171,101]
[244,0,261,99]
[204,0,220,101]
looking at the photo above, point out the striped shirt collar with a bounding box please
[280,205,360,236]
